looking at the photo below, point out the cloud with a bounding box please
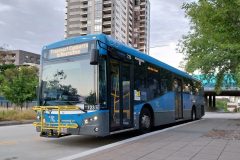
[0,3,13,12]
[150,0,190,44]
[149,0,191,69]
[150,42,184,70]
[0,0,65,54]
[0,21,6,25]
[25,31,36,36]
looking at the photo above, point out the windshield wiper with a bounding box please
[67,101,87,113]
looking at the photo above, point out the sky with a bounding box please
[0,0,192,70]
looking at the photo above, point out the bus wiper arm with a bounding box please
[78,108,87,113]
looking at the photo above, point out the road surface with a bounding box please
[1,112,240,160]
[0,124,139,160]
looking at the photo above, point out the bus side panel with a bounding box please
[134,92,176,128]
[149,92,176,126]
[134,104,144,129]
[182,93,193,120]
[195,95,205,119]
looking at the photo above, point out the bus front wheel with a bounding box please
[139,108,152,133]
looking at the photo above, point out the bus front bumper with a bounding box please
[33,106,109,137]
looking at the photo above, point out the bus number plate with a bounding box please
[84,104,98,110]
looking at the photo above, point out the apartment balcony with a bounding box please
[139,46,145,50]
[69,17,80,22]
[129,6,133,13]
[103,27,111,32]
[140,36,145,40]
[81,30,87,35]
[80,24,87,29]
[129,26,133,32]
[103,7,111,14]
[103,0,112,7]
[68,5,80,10]
[129,37,132,42]
[81,11,88,15]
[140,1,146,7]
[129,20,133,26]
[80,4,88,9]
[103,28,111,35]
[129,31,132,36]
[6,56,16,60]
[129,3,133,10]
[128,25,132,32]
[139,41,146,45]
[140,14,145,18]
[139,25,145,29]
[80,18,87,22]
[140,7,146,12]
[103,14,111,21]
[140,9,146,14]
[69,11,81,16]
[103,21,111,27]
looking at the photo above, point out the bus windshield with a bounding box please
[39,43,98,110]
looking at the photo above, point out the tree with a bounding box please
[0,64,16,73]
[179,0,240,92]
[0,66,38,109]
[0,64,16,96]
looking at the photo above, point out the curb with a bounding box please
[0,120,34,127]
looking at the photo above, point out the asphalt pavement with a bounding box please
[1,112,240,160]
[0,124,139,160]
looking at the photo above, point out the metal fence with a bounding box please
[0,100,37,109]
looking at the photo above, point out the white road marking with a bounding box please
[58,119,202,160]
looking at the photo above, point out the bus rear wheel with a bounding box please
[139,108,152,133]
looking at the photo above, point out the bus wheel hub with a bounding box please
[141,115,150,129]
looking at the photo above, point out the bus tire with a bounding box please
[139,107,152,133]
[191,107,196,121]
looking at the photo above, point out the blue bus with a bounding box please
[33,34,205,137]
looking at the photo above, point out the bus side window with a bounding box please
[134,58,147,102]
[160,79,168,94]
[183,79,192,94]
[147,65,160,100]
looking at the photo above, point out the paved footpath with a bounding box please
[66,112,240,160]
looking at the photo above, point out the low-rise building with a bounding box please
[0,49,40,66]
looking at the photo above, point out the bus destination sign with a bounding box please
[48,43,89,59]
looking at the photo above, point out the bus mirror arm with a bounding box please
[90,49,99,65]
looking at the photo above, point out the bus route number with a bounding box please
[84,104,98,110]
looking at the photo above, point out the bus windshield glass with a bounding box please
[39,41,98,110]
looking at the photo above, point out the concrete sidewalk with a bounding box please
[69,112,240,160]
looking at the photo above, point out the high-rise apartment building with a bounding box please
[133,0,150,54]
[65,0,150,54]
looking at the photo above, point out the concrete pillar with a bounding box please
[213,96,216,108]
[204,95,208,108]
[209,96,212,108]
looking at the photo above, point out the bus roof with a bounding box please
[43,34,199,82]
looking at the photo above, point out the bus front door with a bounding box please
[109,59,133,132]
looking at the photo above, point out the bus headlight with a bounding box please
[84,116,98,125]
[84,119,89,124]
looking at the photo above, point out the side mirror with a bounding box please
[90,49,99,65]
